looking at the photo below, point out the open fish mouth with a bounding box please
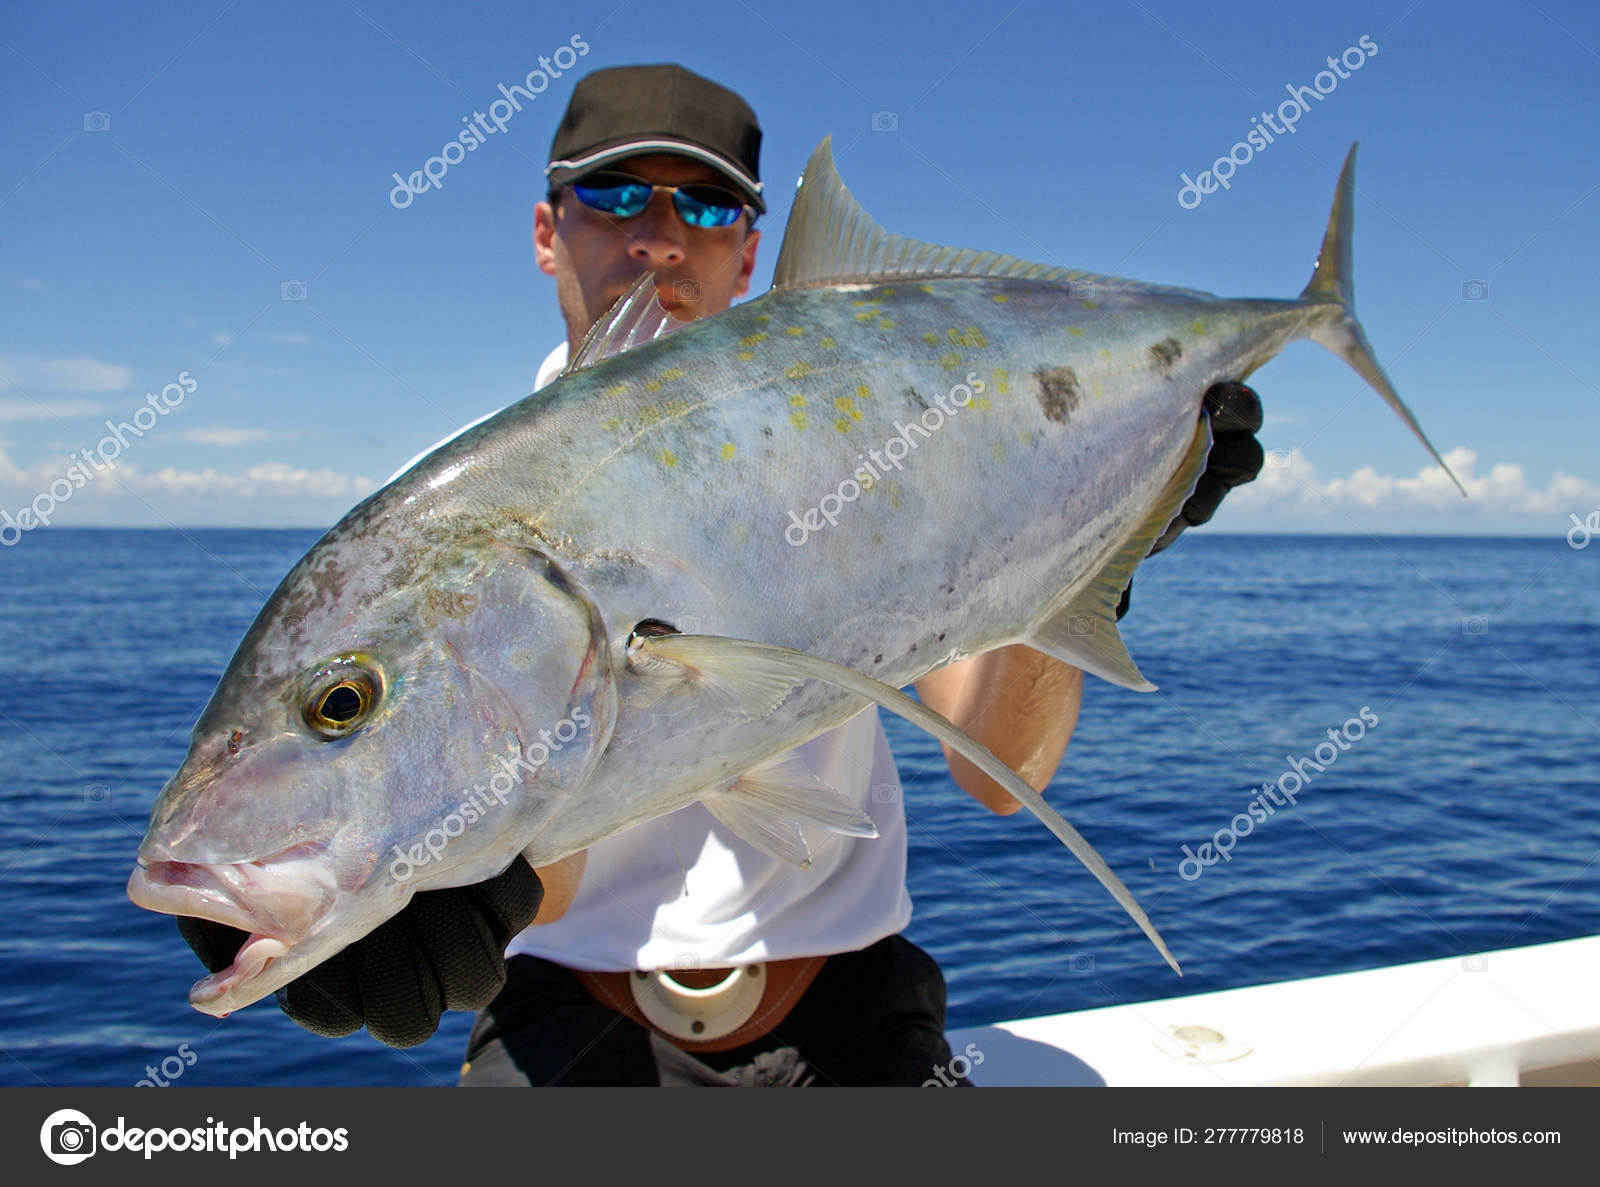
[126,840,338,1008]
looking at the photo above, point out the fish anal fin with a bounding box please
[1029,419,1212,691]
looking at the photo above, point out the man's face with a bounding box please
[534,153,761,347]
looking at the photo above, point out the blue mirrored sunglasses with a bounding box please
[569,172,749,228]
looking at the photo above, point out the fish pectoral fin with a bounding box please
[703,752,878,869]
[634,633,1181,974]
[628,630,814,719]
[1028,417,1213,692]
[562,272,687,376]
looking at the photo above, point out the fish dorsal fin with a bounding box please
[773,136,1100,292]
[563,273,685,376]
[1029,417,1213,691]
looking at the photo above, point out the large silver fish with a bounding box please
[128,138,1458,1019]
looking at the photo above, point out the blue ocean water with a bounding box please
[1,530,1595,1086]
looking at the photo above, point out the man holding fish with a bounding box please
[172,64,1264,1084]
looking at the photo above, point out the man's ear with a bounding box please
[534,201,559,277]
[731,226,761,300]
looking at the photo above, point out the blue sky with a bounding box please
[2,0,1596,535]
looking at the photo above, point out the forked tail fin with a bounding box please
[1301,143,1465,496]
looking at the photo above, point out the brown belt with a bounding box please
[573,956,827,1053]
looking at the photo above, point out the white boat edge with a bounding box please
[947,934,1600,1087]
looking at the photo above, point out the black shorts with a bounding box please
[458,934,970,1086]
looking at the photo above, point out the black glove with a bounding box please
[1118,381,1264,619]
[177,856,543,1048]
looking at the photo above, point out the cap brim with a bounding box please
[547,138,766,213]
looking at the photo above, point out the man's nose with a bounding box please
[625,192,686,269]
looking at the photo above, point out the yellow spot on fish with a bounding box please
[603,382,628,398]
[877,317,894,330]
[1191,319,1206,335]
[786,326,806,336]
[919,284,934,294]
[992,368,1010,395]
[664,399,693,416]
[785,361,813,380]
[1082,300,1100,310]
[819,336,837,349]
[992,294,1009,303]
[991,441,1007,462]
[789,410,809,431]
[973,396,992,411]
[790,394,808,407]
[851,298,880,307]
[923,331,941,346]
[739,331,768,347]
[661,367,685,381]
[878,287,896,296]
[728,521,750,544]
[1018,429,1035,446]
[721,442,736,461]
[658,449,677,468]
[639,406,661,425]
[834,396,863,421]
[855,384,873,400]
[756,314,772,324]
[644,379,662,392]
[854,311,878,323]
[737,350,755,361]
[939,351,963,370]
[1092,380,1105,397]
[1098,348,1112,360]
[1066,325,1085,338]
[835,417,851,433]
[602,417,622,432]
[949,326,987,348]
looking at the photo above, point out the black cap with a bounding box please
[545,64,765,213]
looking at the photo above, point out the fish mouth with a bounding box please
[127,840,338,1010]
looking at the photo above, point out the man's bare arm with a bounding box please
[914,645,1084,815]
[530,851,587,923]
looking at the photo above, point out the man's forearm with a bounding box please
[529,851,587,923]
[914,645,1084,814]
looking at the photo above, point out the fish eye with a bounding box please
[303,656,383,738]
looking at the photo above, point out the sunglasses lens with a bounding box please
[572,182,651,217]
[673,187,745,228]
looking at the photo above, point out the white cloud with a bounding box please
[179,427,277,446]
[0,398,109,422]
[1230,447,1600,520]
[0,354,131,393]
[0,445,373,508]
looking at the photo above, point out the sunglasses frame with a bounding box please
[565,171,752,229]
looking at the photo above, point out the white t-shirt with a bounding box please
[396,341,913,971]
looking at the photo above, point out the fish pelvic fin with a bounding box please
[1028,417,1212,692]
[1300,143,1465,496]
[703,752,878,869]
[634,633,1182,974]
